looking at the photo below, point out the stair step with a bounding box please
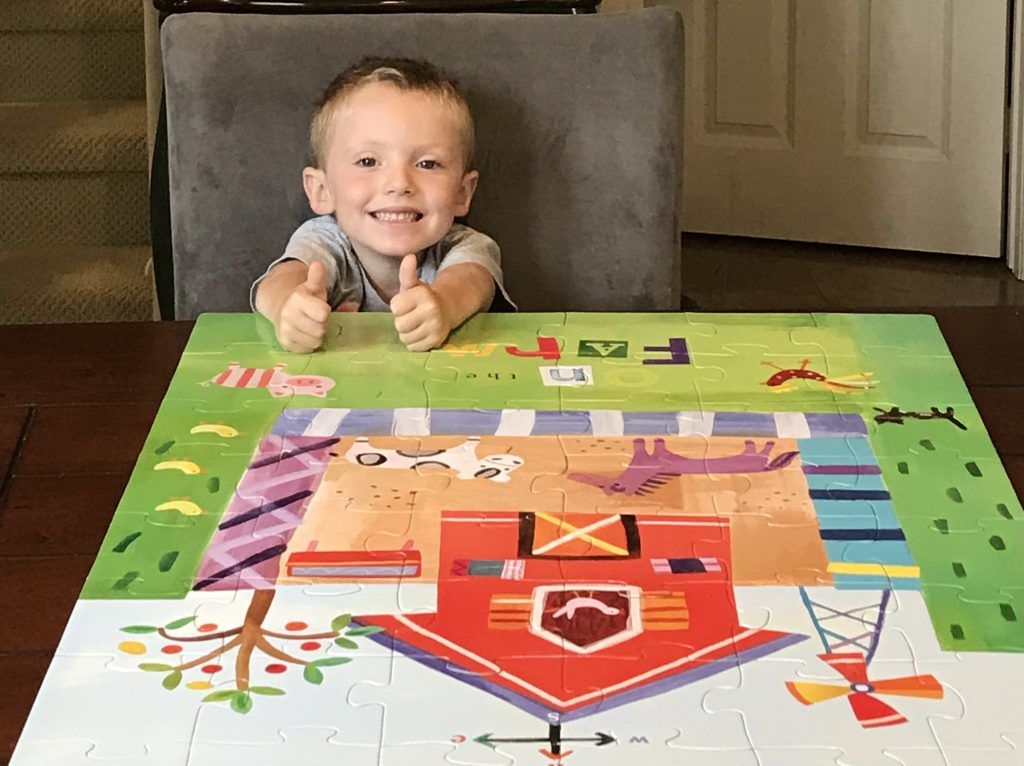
[0,101,147,174]
[1,171,150,248]
[0,245,155,324]
[0,30,145,101]
[0,0,141,32]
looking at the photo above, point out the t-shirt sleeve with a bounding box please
[249,216,351,310]
[436,225,517,311]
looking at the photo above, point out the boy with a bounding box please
[252,56,514,353]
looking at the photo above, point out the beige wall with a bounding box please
[598,0,645,11]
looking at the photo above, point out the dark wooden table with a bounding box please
[1,309,1021,764]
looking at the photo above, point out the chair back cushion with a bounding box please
[162,8,683,317]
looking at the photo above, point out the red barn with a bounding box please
[358,510,803,722]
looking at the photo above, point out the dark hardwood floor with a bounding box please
[681,234,1024,311]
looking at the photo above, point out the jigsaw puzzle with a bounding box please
[10,312,1023,766]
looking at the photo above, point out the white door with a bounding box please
[672,0,1008,257]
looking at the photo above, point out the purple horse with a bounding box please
[569,437,799,496]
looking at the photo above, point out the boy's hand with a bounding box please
[390,254,452,352]
[275,261,331,353]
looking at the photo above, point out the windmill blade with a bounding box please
[786,681,850,706]
[871,674,944,699]
[821,652,870,685]
[848,693,908,728]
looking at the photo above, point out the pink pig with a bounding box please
[205,363,335,398]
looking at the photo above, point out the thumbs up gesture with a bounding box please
[390,253,451,352]
[275,260,333,353]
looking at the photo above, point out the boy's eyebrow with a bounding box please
[351,140,452,154]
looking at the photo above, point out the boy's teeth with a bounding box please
[374,211,419,222]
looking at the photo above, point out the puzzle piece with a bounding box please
[423,312,566,411]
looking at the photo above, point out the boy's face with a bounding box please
[303,81,479,264]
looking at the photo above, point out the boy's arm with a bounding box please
[255,259,332,353]
[433,261,495,324]
[390,257,494,352]
[254,259,311,322]
[436,226,516,311]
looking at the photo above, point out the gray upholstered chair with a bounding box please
[160,7,683,318]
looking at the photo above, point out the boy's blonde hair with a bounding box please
[309,56,476,173]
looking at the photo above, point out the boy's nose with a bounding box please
[385,166,414,194]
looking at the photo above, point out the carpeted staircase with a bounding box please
[0,0,155,324]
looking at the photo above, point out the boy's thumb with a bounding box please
[304,261,328,300]
[398,253,420,292]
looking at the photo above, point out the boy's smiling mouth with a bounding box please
[370,208,423,223]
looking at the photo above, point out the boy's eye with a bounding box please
[356,157,376,168]
[418,160,440,170]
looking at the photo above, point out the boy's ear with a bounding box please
[302,166,335,215]
[454,169,480,217]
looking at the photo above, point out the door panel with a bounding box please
[701,0,794,149]
[676,0,1008,256]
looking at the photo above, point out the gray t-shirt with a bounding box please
[250,216,515,312]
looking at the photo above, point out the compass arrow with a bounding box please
[539,749,574,761]
[474,732,615,748]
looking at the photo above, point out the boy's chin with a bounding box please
[373,237,436,257]
[379,247,423,258]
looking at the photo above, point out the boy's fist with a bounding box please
[390,253,451,352]
[275,261,331,353]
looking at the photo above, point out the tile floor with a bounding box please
[681,234,1024,311]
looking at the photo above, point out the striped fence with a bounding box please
[273,408,868,439]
